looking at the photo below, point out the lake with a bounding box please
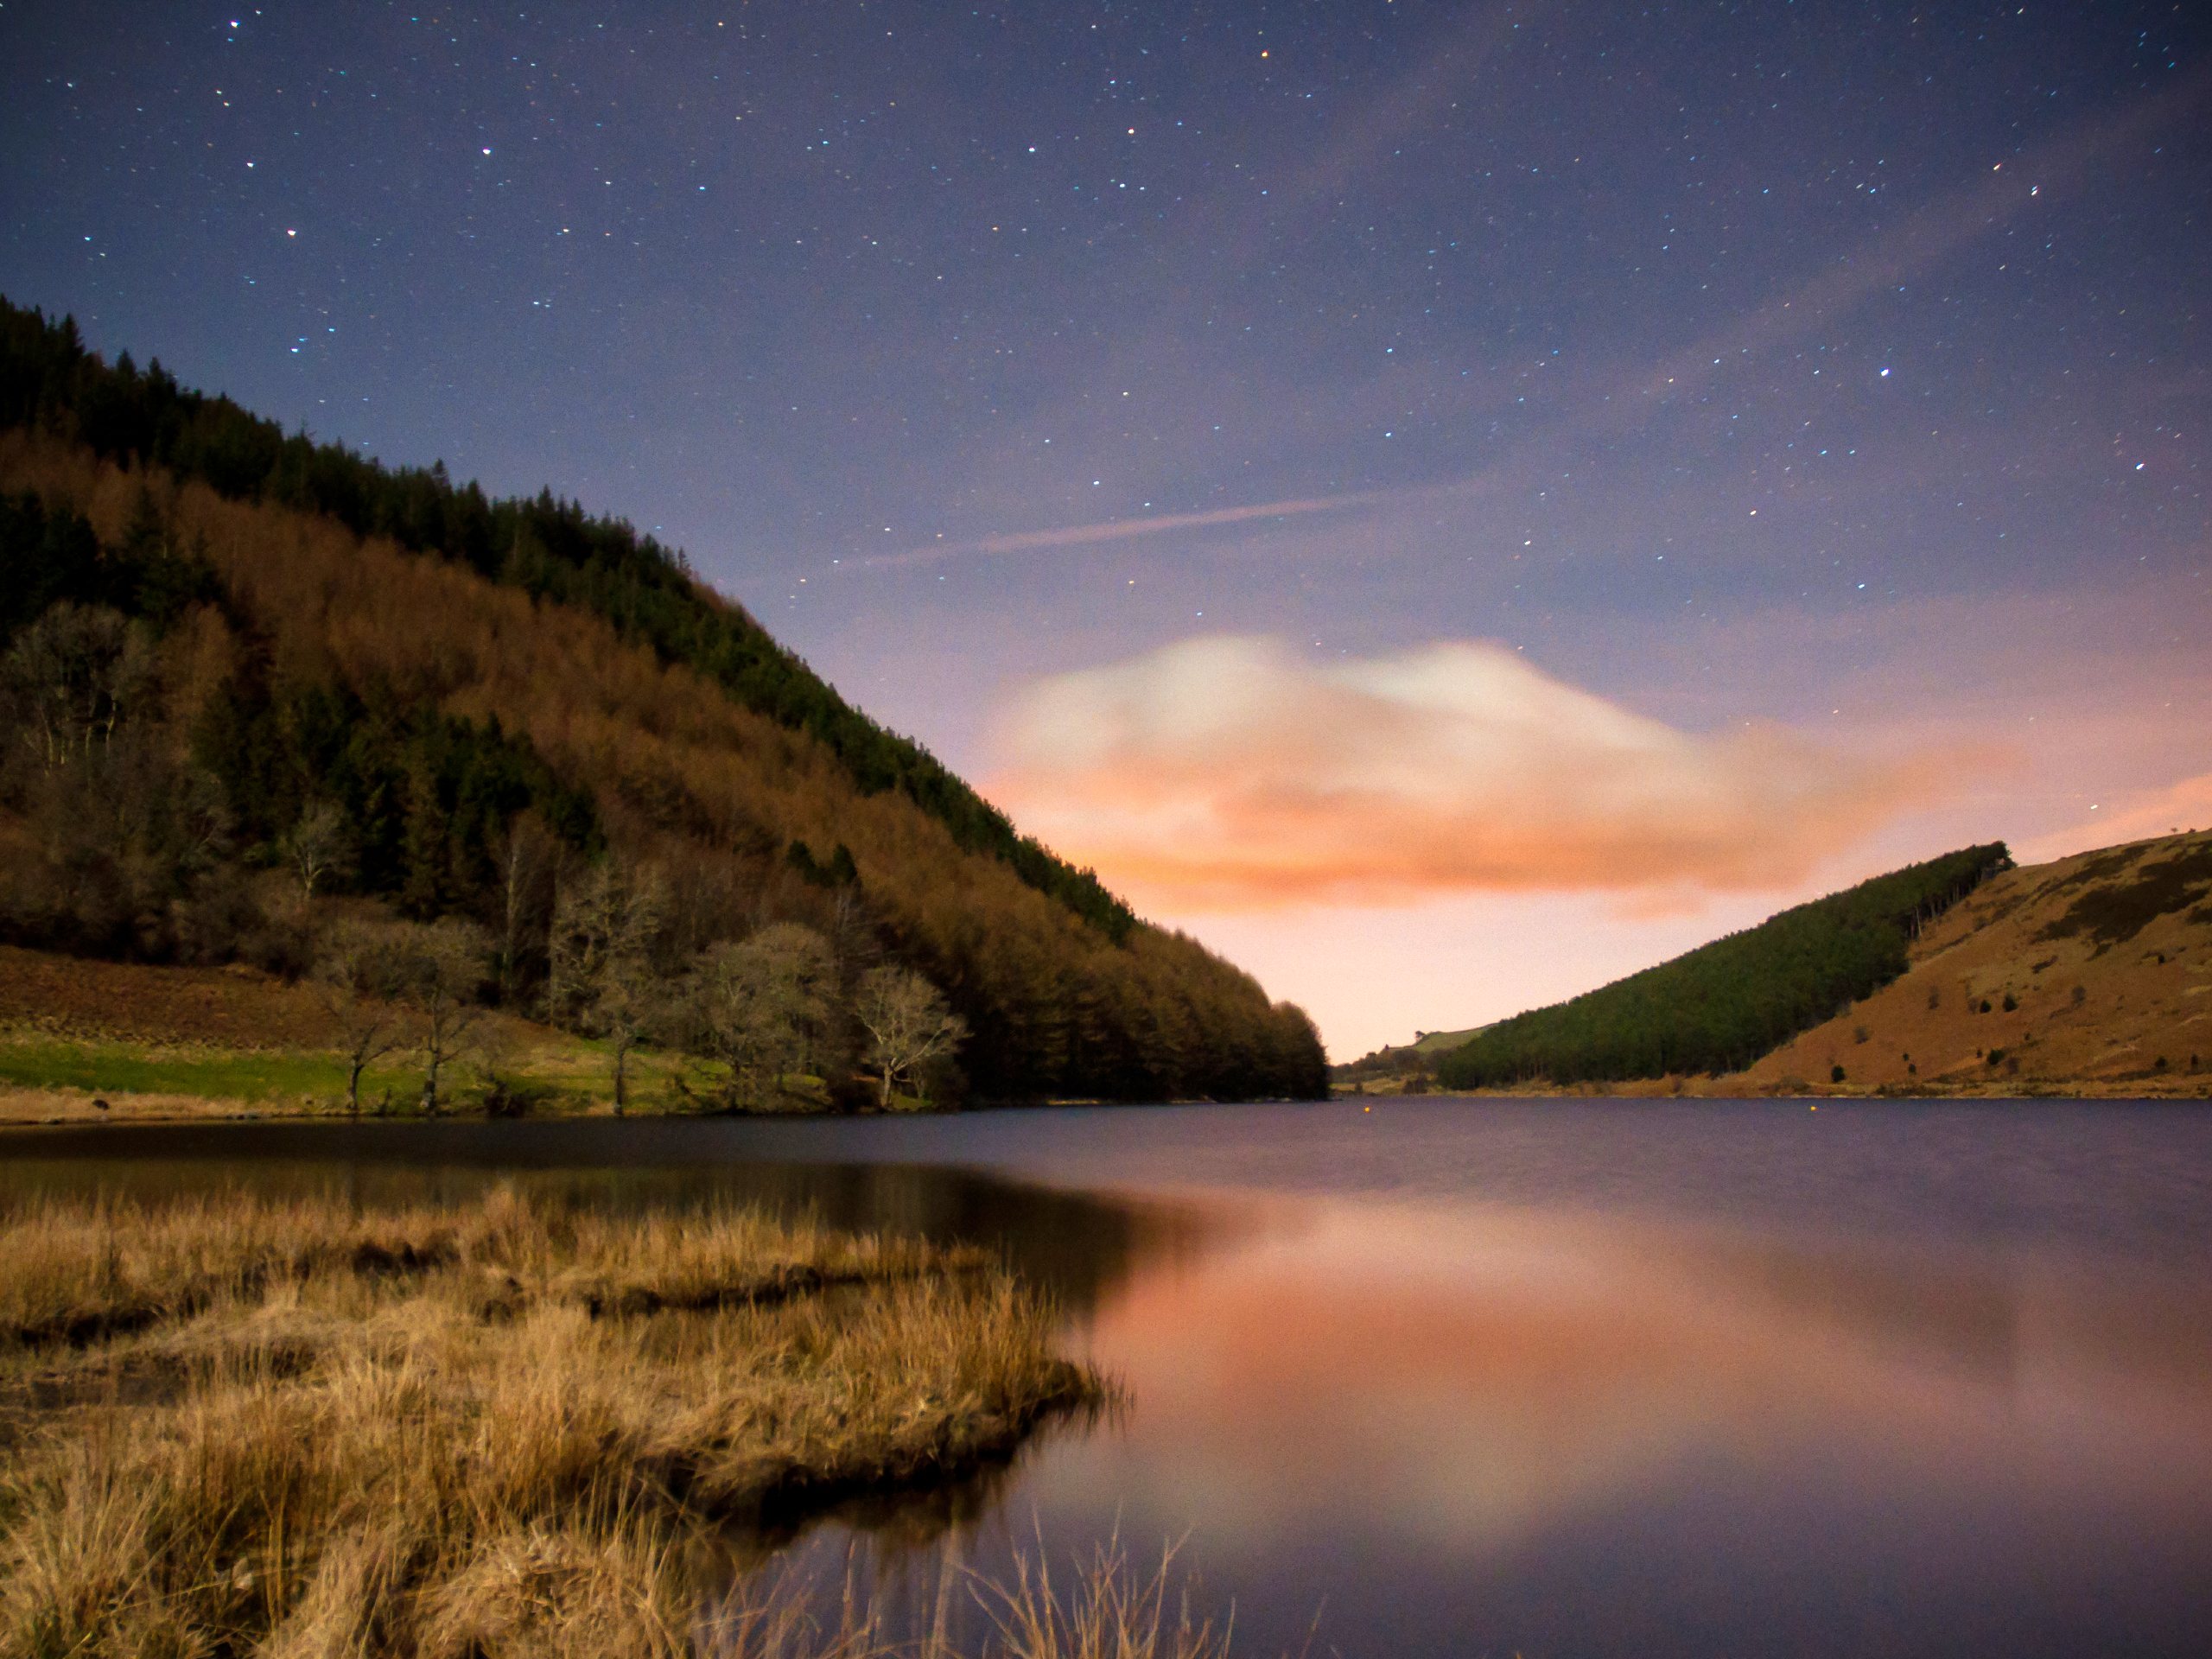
[5,1097,2211,1656]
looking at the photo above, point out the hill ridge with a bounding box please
[0,296,1132,941]
[0,304,1326,1105]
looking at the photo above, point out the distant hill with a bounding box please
[1427,844,2012,1090]
[1734,830,2212,1094]
[0,296,1325,1104]
[1334,1026,1487,1086]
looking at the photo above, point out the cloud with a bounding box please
[988,635,1973,908]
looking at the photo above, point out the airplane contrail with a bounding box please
[866,489,1398,569]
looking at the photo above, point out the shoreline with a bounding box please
[7,1077,2209,1131]
[0,1185,1109,1655]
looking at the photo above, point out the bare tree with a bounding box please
[853,965,967,1110]
[2,604,158,772]
[493,811,560,1006]
[827,883,881,980]
[314,918,410,1115]
[394,918,492,1115]
[279,800,354,905]
[686,923,835,1108]
[549,858,668,1112]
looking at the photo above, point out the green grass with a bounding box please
[0,1033,826,1116]
[0,1038,378,1103]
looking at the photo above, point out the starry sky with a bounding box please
[5,1,2207,1055]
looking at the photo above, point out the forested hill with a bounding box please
[1433,844,2013,1089]
[0,297,1327,1104]
[0,297,1128,938]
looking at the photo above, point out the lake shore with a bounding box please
[1336,1072,2212,1101]
[0,1187,1111,1656]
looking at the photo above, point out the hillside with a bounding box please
[1343,835,2212,1098]
[1431,844,2012,1090]
[0,297,1326,1106]
[1733,830,2212,1095]
[1333,1025,1487,1089]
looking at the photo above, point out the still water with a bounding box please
[5,1098,2211,1656]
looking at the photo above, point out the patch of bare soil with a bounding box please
[0,945,340,1047]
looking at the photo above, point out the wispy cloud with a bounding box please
[881,62,2209,570]
[1626,60,2212,409]
[988,635,1980,909]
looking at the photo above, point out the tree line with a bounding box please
[1433,844,2014,1088]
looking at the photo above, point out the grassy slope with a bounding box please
[1732,830,2212,1096]
[1346,832,2212,1098]
[0,944,689,1122]
[1332,1025,1486,1087]
[1432,843,2011,1089]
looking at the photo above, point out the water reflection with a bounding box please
[778,1197,2212,1656]
[0,1122,1218,1317]
[6,1109,2211,1656]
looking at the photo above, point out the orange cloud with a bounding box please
[988,636,1974,908]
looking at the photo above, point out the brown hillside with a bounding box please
[0,429,1320,1100]
[1735,831,2212,1096]
[0,942,337,1048]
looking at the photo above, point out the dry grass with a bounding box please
[0,1084,286,1126]
[1733,830,2212,1096]
[0,1188,1122,1657]
[976,1540,1232,1659]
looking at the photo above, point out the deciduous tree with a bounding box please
[854,965,968,1110]
[548,858,667,1112]
[314,918,410,1115]
[279,800,353,905]
[393,917,490,1115]
[686,923,835,1108]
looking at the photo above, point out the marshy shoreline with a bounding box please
[0,1185,1183,1657]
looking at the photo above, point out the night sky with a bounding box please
[6,2,2207,1053]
